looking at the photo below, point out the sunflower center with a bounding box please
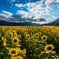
[11,31,12,32]
[24,31,26,33]
[17,58,20,59]
[14,39,17,42]
[10,34,11,37]
[57,32,58,33]
[36,34,38,36]
[13,32,14,33]
[2,40,4,43]
[23,50,25,53]
[27,36,29,38]
[11,50,16,54]
[52,32,53,33]
[43,37,46,40]
[47,46,52,50]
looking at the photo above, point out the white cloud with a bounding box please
[17,10,30,18]
[32,21,51,24]
[0,10,13,18]
[55,0,59,3]
[6,0,59,22]
[15,4,24,7]
[45,0,59,5]
[45,0,55,5]
[46,18,53,22]
[2,10,12,15]
[0,10,13,21]
[16,0,50,19]
[8,0,59,3]
[52,16,57,19]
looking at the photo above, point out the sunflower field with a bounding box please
[0,26,59,59]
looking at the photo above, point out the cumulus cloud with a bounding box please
[52,16,57,19]
[15,0,50,19]
[5,0,59,24]
[0,10,13,18]
[15,4,24,7]
[45,0,54,5]
[0,10,13,21]
[0,10,33,22]
[0,10,53,24]
[7,0,59,3]
[55,0,59,3]
[45,0,59,5]
[16,10,31,18]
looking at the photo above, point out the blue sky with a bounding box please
[0,0,59,22]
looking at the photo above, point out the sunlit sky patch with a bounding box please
[0,0,59,22]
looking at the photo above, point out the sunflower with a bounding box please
[10,30,13,32]
[24,32,27,35]
[30,27,32,30]
[38,32,41,35]
[38,27,41,29]
[30,33,32,37]
[14,33,17,37]
[5,32,8,36]
[23,30,26,34]
[23,29,26,33]
[51,31,54,34]
[34,33,39,38]
[9,33,13,38]
[56,31,59,34]
[26,35,30,40]
[26,28,28,31]
[3,27,5,32]
[15,56,23,59]
[19,34,21,38]
[40,29,43,32]
[22,49,26,55]
[47,30,49,33]
[12,38,19,44]
[9,48,18,56]
[12,30,16,34]
[1,37,6,46]
[45,44,54,52]
[41,35,47,41]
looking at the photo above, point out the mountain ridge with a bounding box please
[0,20,41,26]
[42,18,59,26]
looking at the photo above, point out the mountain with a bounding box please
[0,20,41,26]
[42,18,59,26]
[54,18,59,26]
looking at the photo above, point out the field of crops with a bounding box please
[0,26,59,59]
